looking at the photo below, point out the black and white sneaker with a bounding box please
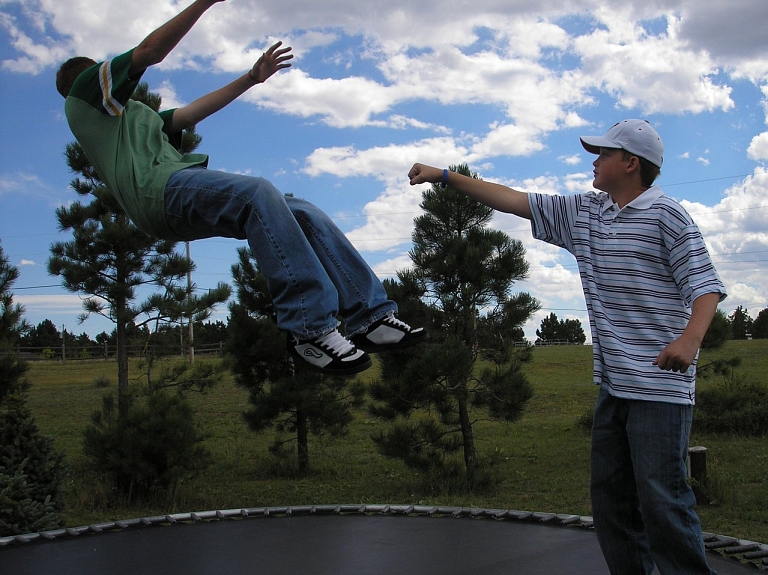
[287,329,372,375]
[349,314,429,353]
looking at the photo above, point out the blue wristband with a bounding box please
[441,169,448,188]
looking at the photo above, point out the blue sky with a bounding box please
[2,0,768,342]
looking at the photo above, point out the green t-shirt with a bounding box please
[64,49,208,237]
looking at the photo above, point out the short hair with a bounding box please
[621,149,661,189]
[56,57,97,98]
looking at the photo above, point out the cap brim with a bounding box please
[580,135,620,155]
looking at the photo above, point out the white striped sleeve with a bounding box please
[98,60,124,117]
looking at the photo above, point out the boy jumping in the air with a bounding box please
[57,0,427,376]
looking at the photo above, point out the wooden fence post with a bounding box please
[687,446,708,504]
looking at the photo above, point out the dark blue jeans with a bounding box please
[164,167,395,339]
[591,387,716,575]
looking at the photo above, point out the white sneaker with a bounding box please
[350,314,429,353]
[287,329,372,375]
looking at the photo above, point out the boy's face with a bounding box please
[591,148,630,193]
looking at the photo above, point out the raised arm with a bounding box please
[408,163,533,219]
[129,0,226,77]
[170,41,292,131]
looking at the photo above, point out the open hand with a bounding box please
[249,41,293,84]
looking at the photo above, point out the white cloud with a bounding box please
[0,0,756,158]
[1,0,765,85]
[563,173,595,194]
[471,122,548,159]
[155,80,186,110]
[573,10,734,114]
[245,69,398,128]
[303,137,472,179]
[4,0,768,336]
[675,0,768,64]
[15,294,87,312]
[559,154,581,166]
[386,115,451,134]
[346,181,423,253]
[746,86,768,161]
[371,254,413,278]
[747,132,768,161]
[681,168,768,313]
[0,171,47,197]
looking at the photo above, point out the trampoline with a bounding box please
[1,505,765,574]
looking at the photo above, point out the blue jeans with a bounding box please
[591,387,715,575]
[164,167,396,339]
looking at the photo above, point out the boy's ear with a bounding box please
[625,155,641,175]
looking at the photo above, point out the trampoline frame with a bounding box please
[1,504,766,569]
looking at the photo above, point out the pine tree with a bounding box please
[227,247,364,475]
[729,306,753,340]
[19,319,59,348]
[752,308,768,339]
[701,309,730,349]
[369,164,539,487]
[536,312,586,344]
[0,242,68,536]
[0,242,29,398]
[52,85,230,502]
[82,391,211,505]
[48,83,230,413]
[536,312,561,343]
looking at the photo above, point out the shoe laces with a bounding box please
[315,329,356,356]
[383,314,411,331]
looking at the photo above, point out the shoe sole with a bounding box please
[352,331,430,354]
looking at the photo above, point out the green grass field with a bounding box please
[23,339,768,544]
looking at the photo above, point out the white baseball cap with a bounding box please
[580,119,664,168]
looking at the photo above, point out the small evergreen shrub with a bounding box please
[0,394,68,536]
[93,374,111,388]
[687,357,768,436]
[695,379,768,436]
[83,392,212,504]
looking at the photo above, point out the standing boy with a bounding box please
[56,0,426,376]
[408,119,724,574]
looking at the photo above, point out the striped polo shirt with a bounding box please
[529,187,726,405]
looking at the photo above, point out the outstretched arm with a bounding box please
[171,41,293,131]
[129,0,226,77]
[408,163,533,219]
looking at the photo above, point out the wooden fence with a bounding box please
[3,339,584,361]
[0,342,225,362]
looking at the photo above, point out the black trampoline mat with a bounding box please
[0,511,757,575]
